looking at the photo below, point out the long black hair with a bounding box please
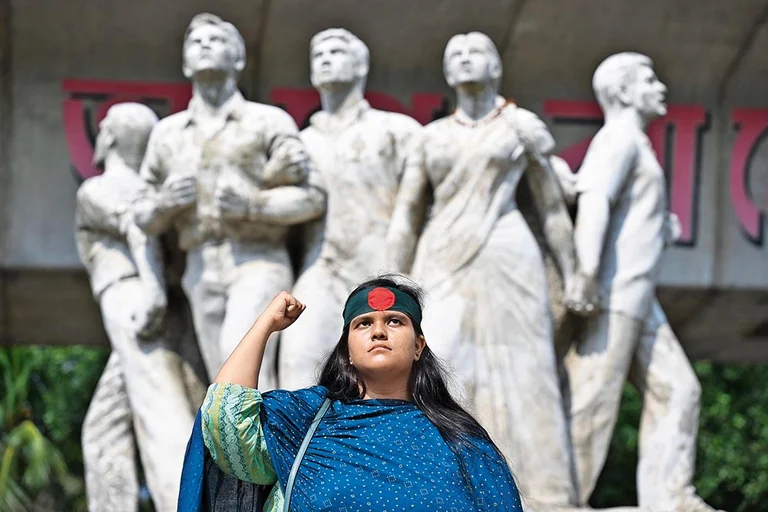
[317,274,505,465]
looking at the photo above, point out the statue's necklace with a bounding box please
[451,99,513,128]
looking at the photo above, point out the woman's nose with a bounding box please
[371,323,387,339]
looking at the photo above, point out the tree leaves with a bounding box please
[0,347,107,512]
[591,362,768,511]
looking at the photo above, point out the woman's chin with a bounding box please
[358,356,410,374]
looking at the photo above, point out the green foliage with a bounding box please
[0,346,108,512]
[24,346,109,473]
[591,362,768,512]
[695,362,768,511]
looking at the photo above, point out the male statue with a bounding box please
[565,52,721,512]
[136,13,326,387]
[386,32,581,510]
[279,29,422,389]
[76,103,198,511]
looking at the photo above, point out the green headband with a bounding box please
[342,286,423,328]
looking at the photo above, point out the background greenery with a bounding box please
[592,361,768,511]
[1,346,766,511]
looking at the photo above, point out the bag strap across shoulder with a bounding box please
[282,397,332,512]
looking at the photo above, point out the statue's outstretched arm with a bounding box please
[245,181,327,226]
[525,157,576,282]
[573,130,638,278]
[386,145,429,272]
[566,129,638,315]
[125,221,168,339]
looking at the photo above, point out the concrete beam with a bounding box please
[244,0,272,101]
[716,0,768,103]
[498,0,528,64]
[2,269,106,347]
[0,0,12,346]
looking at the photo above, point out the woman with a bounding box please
[178,275,522,511]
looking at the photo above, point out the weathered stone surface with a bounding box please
[133,14,326,388]
[564,52,722,512]
[76,102,203,512]
[279,28,421,390]
[386,32,581,510]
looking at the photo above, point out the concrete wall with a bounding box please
[0,0,11,344]
[3,0,768,360]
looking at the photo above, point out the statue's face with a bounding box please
[183,24,240,78]
[444,36,499,88]
[627,64,667,119]
[92,114,115,167]
[310,37,359,88]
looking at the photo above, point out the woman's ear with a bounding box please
[414,335,426,360]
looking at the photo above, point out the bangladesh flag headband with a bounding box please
[342,286,422,328]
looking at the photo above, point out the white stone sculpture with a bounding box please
[386,32,581,510]
[75,103,200,512]
[135,13,326,388]
[564,52,722,512]
[278,29,422,389]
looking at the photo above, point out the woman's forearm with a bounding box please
[213,317,275,389]
[213,291,304,388]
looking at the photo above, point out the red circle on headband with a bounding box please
[368,287,396,310]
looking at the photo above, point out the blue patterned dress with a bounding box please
[179,383,523,511]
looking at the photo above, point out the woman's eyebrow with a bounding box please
[354,314,373,324]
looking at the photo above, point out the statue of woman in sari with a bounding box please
[386,32,579,510]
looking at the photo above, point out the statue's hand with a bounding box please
[260,291,306,333]
[160,174,197,213]
[134,295,167,340]
[215,184,251,219]
[262,145,309,188]
[565,271,600,317]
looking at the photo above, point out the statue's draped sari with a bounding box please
[412,101,577,506]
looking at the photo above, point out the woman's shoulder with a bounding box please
[261,386,329,415]
[263,385,328,400]
[461,437,511,471]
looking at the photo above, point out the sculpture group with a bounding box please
[74,13,721,512]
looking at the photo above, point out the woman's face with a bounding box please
[347,310,425,380]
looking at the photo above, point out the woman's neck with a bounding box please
[361,379,411,401]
